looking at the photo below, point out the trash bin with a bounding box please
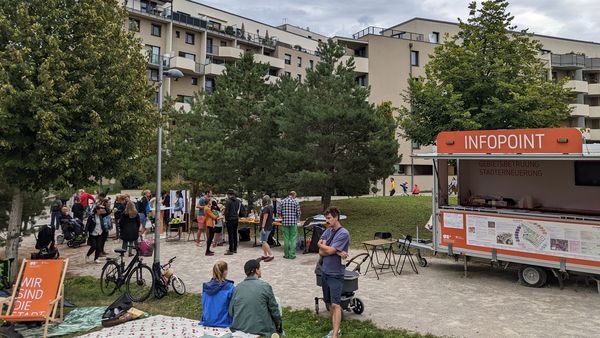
[238,227,250,242]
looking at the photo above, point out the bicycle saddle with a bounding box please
[114,248,127,255]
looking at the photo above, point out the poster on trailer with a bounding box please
[465,214,600,260]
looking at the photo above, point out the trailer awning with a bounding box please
[413,153,600,160]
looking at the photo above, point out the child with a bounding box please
[212,202,225,248]
[71,196,85,222]
[201,261,234,327]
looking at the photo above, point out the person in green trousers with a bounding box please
[277,191,301,259]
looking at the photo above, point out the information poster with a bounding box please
[466,214,600,260]
[443,212,464,229]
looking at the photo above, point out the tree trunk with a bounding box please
[320,193,332,213]
[7,188,23,281]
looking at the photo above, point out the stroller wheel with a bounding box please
[351,298,364,315]
[314,297,319,314]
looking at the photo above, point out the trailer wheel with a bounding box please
[418,257,428,267]
[518,265,547,288]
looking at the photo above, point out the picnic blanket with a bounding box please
[77,315,260,338]
[12,306,104,338]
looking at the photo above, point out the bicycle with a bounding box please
[100,246,154,302]
[161,256,186,295]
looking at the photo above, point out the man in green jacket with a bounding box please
[229,259,282,337]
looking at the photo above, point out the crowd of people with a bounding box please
[42,187,350,338]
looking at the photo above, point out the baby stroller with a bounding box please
[57,218,87,248]
[32,225,60,259]
[314,253,369,316]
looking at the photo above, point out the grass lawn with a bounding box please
[301,196,434,248]
[64,275,435,338]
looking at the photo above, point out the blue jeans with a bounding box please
[50,211,61,230]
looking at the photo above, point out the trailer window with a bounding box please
[574,161,600,186]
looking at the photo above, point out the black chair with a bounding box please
[373,232,392,240]
[396,235,419,275]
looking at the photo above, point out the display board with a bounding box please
[466,214,600,260]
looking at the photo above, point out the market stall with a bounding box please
[413,128,600,289]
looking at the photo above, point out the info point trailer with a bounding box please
[412,128,600,290]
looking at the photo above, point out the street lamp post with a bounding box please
[154,56,183,269]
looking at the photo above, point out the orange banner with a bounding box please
[12,260,63,317]
[436,128,582,154]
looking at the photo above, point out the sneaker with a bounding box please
[323,330,342,338]
[205,252,214,256]
[271,333,280,338]
[94,259,101,264]
[224,251,234,255]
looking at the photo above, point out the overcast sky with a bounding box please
[195,0,600,43]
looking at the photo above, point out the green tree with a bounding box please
[400,0,572,146]
[277,40,400,210]
[0,0,157,270]
[168,51,274,211]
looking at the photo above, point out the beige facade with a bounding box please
[125,2,600,192]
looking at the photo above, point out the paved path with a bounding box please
[21,232,600,338]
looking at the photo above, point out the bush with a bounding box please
[121,174,144,189]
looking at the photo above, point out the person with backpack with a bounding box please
[96,193,112,256]
[50,197,63,230]
[224,190,243,255]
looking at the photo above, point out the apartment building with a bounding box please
[125,0,321,111]
[342,18,600,191]
[125,1,600,191]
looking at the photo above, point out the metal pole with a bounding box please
[409,43,414,191]
[154,57,164,265]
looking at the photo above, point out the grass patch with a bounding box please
[64,275,434,338]
[301,196,433,248]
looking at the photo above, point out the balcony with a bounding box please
[174,102,191,111]
[570,103,589,117]
[340,55,368,74]
[565,80,588,93]
[589,106,600,118]
[352,26,425,42]
[125,1,170,21]
[217,46,242,60]
[266,75,279,84]
[169,56,196,74]
[551,54,586,69]
[590,129,600,141]
[588,83,600,95]
[148,53,161,66]
[199,63,226,76]
[254,54,285,69]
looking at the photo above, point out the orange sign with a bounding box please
[436,128,582,154]
[12,260,63,317]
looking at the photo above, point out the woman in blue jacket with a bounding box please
[201,261,234,328]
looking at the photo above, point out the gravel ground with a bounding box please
[20,230,600,338]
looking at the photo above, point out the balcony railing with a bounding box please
[148,53,161,65]
[551,54,586,68]
[353,26,425,42]
[125,0,170,19]
[585,58,600,70]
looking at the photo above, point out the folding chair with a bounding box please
[0,259,69,338]
[396,235,419,275]
[187,220,199,241]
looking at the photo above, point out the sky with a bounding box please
[195,0,600,43]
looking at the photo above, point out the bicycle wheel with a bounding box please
[126,264,154,302]
[100,261,120,296]
[171,275,186,295]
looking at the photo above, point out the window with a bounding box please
[309,60,314,70]
[297,56,302,67]
[284,71,291,77]
[410,50,419,66]
[220,40,227,47]
[284,54,291,65]
[206,38,213,54]
[140,0,157,13]
[151,91,159,105]
[185,32,195,45]
[175,31,180,38]
[148,69,158,82]
[207,21,221,31]
[145,45,160,64]
[413,165,433,176]
[178,51,196,61]
[151,24,161,37]
[128,18,140,32]
[176,95,194,104]
[205,78,215,93]
[191,77,198,85]
[430,32,440,43]
[296,74,302,81]
[357,75,367,87]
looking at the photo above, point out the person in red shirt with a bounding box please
[78,189,96,216]
[412,184,421,196]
